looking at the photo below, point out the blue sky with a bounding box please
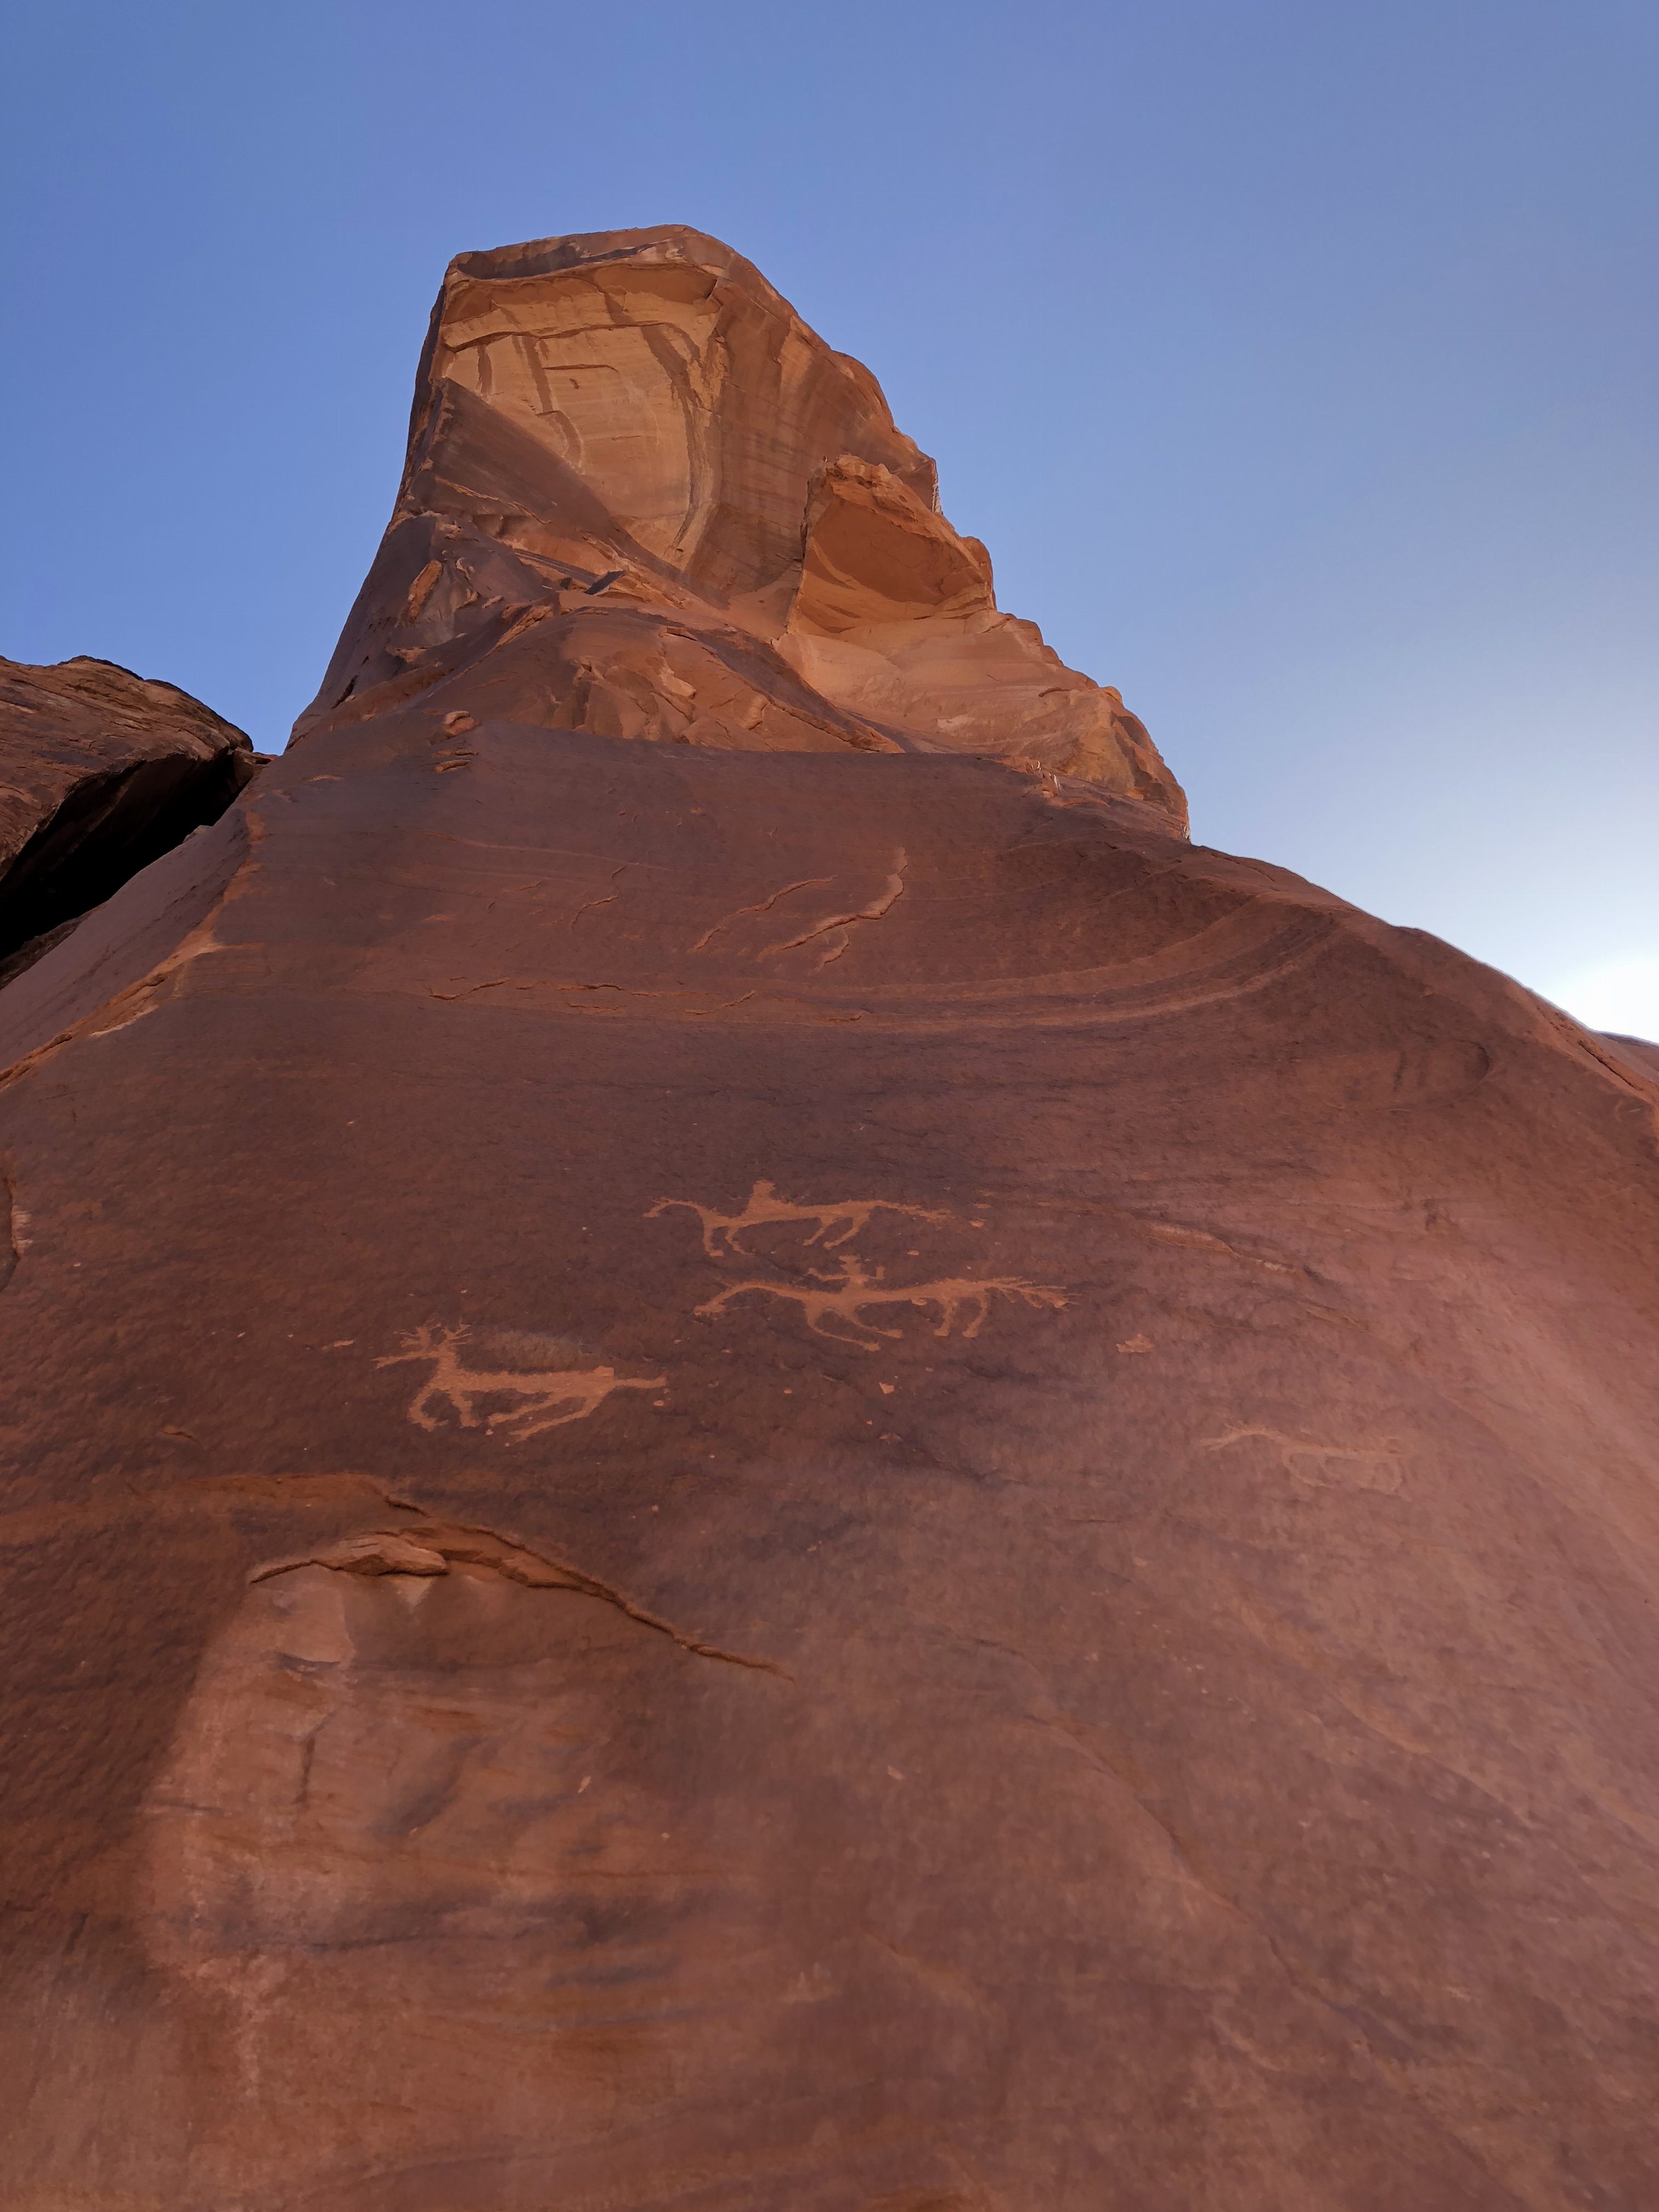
[5,1,1655,1032]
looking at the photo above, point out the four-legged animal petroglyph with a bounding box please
[377,1324,663,1441]
[697,1252,1066,1350]
[390,1173,1063,1428]
[1200,1425,1404,1495]
[648,1180,947,1259]
[651,1180,1065,1351]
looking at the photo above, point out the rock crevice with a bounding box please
[0,654,257,977]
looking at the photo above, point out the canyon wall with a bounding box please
[3,231,1657,2211]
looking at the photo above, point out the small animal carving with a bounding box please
[1200,1425,1404,1495]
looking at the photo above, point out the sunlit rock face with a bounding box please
[294,226,1184,820]
[4,233,1659,2211]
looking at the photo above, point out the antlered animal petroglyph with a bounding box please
[650,1179,1065,1350]
[377,1324,664,1441]
[649,1179,947,1259]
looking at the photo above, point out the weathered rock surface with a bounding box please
[293,227,1183,820]
[4,234,1659,2210]
[0,655,256,977]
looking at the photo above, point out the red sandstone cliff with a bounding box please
[3,231,1657,2211]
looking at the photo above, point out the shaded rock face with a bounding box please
[3,237,1659,2212]
[0,655,256,978]
[294,226,1184,821]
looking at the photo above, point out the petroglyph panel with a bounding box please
[651,1179,1065,1352]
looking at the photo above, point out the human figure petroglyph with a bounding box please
[696,1253,1066,1350]
[648,1180,947,1260]
[377,1324,664,1440]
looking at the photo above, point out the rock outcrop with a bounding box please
[4,232,1658,2211]
[293,227,1183,819]
[0,655,256,979]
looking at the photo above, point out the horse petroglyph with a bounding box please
[650,1180,1065,1352]
[378,1324,664,1441]
[648,1180,947,1259]
[697,1251,1065,1350]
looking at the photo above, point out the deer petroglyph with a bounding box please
[377,1324,664,1441]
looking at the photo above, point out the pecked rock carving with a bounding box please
[1200,1424,1406,1495]
[648,1177,949,1257]
[376,1322,664,1438]
[696,1248,1068,1350]
[653,1179,1064,1349]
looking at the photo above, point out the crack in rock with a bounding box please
[251,1511,793,1681]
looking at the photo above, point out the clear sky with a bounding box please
[5,1,1656,1034]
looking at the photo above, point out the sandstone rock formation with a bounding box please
[4,232,1658,2211]
[294,228,1183,818]
[0,655,256,981]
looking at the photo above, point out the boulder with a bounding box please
[0,654,256,979]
